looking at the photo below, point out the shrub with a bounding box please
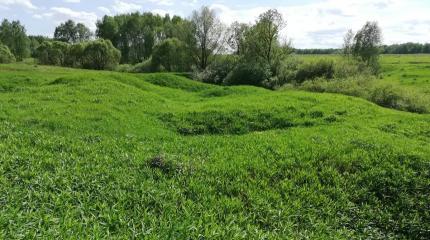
[82,39,121,70]
[300,77,428,114]
[65,42,86,68]
[115,64,133,73]
[194,55,238,84]
[294,59,335,84]
[224,60,271,86]
[36,41,68,66]
[369,85,427,113]
[263,56,302,89]
[131,59,153,73]
[0,43,15,63]
[334,58,372,79]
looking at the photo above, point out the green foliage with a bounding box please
[65,42,86,68]
[130,58,153,73]
[96,13,188,64]
[0,43,15,63]
[350,21,382,73]
[35,41,68,66]
[224,60,272,86]
[151,38,191,72]
[54,20,92,43]
[0,19,30,60]
[294,59,335,83]
[82,39,121,70]
[0,64,429,239]
[193,55,238,84]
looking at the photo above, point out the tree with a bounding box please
[342,29,354,57]
[54,20,92,43]
[190,6,226,70]
[0,19,30,60]
[152,38,191,72]
[0,43,15,63]
[75,23,93,42]
[82,39,121,70]
[228,22,249,55]
[29,35,50,57]
[352,21,382,69]
[251,9,286,66]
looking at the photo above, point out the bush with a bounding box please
[82,39,121,70]
[294,59,335,84]
[131,59,154,73]
[263,56,302,89]
[299,76,428,114]
[194,55,238,84]
[0,43,15,63]
[115,64,133,72]
[369,85,427,113]
[224,60,271,86]
[36,41,68,66]
[65,42,86,68]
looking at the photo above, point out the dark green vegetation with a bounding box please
[0,63,429,239]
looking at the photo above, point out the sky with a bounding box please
[0,0,429,48]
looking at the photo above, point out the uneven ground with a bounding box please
[0,63,429,239]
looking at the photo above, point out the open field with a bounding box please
[298,54,430,91]
[0,62,429,239]
[297,54,430,113]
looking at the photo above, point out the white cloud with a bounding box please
[210,0,430,48]
[0,0,37,9]
[97,6,111,15]
[112,0,142,14]
[42,7,99,31]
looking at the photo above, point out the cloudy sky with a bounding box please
[0,0,429,48]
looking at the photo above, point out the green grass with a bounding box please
[0,63,429,239]
[295,54,430,113]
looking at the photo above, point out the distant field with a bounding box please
[379,54,430,94]
[298,54,430,90]
[0,63,429,239]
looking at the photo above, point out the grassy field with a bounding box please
[298,54,430,91]
[0,62,429,239]
[296,54,430,113]
[379,54,430,93]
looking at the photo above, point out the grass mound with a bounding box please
[0,63,429,239]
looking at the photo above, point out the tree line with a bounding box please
[295,43,430,55]
[0,6,422,88]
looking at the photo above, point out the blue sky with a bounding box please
[1,0,429,48]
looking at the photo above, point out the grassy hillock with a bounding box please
[0,63,429,239]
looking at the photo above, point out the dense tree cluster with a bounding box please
[0,19,30,60]
[382,43,430,54]
[36,39,120,70]
[54,20,92,43]
[96,12,192,64]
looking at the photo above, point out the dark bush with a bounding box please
[194,55,239,84]
[224,60,271,86]
[294,59,335,84]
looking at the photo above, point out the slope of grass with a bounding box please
[0,63,429,239]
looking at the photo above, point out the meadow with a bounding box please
[295,54,430,113]
[0,57,429,239]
